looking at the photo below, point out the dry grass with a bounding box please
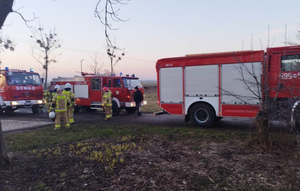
[142,84,162,113]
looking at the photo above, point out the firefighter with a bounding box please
[51,86,71,130]
[43,87,52,113]
[50,85,60,111]
[63,83,75,124]
[102,87,112,120]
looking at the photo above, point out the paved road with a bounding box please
[1,108,259,132]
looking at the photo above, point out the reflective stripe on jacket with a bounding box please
[102,92,112,107]
[62,90,75,106]
[52,93,69,112]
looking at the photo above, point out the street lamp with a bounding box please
[80,59,84,75]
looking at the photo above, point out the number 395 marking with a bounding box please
[281,73,293,80]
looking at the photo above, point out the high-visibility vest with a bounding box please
[52,93,69,112]
[43,91,52,103]
[62,90,75,106]
[102,92,112,107]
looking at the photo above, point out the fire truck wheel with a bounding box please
[5,108,14,113]
[125,107,136,114]
[112,101,120,116]
[294,109,300,132]
[190,103,215,128]
[32,106,39,114]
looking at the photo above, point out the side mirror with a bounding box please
[41,78,44,83]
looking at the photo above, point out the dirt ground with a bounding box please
[1,134,299,190]
[1,84,300,190]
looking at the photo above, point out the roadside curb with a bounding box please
[2,119,53,133]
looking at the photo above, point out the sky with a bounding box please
[0,0,300,81]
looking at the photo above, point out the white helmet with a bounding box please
[54,84,60,89]
[65,83,72,89]
[49,111,55,119]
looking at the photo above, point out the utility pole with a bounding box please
[80,59,84,75]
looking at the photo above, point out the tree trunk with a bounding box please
[255,110,270,147]
[0,0,14,29]
[0,120,9,169]
[0,0,14,170]
[44,66,48,90]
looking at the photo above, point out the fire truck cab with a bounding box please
[0,67,44,114]
[156,46,300,128]
[51,73,147,116]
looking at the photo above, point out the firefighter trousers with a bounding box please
[46,103,52,113]
[104,106,112,120]
[55,111,70,129]
[67,106,74,124]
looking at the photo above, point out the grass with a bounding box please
[142,92,162,113]
[4,123,249,152]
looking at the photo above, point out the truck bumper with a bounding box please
[125,100,147,107]
[2,100,44,109]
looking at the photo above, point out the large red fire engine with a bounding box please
[0,67,44,114]
[51,73,147,115]
[156,46,300,128]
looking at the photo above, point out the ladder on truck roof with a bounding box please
[52,76,85,82]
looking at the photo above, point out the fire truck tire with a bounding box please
[294,108,300,132]
[112,101,120,116]
[32,106,39,114]
[190,103,215,128]
[5,108,14,113]
[125,107,136,114]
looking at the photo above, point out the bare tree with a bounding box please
[0,37,15,52]
[30,25,61,89]
[107,43,124,75]
[0,35,15,169]
[0,0,14,29]
[89,52,104,74]
[94,0,129,48]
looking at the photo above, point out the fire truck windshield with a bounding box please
[281,54,300,71]
[122,78,142,88]
[6,72,41,86]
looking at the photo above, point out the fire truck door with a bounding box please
[90,78,102,102]
[108,78,124,101]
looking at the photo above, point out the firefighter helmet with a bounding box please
[49,111,55,119]
[103,87,109,92]
[65,83,72,89]
[54,84,60,90]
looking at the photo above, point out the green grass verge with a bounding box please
[4,123,249,152]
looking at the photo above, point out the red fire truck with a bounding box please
[0,67,44,114]
[50,73,147,115]
[156,46,300,128]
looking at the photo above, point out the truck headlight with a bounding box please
[11,101,18,105]
[38,100,43,104]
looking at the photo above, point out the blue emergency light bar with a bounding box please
[30,68,34,72]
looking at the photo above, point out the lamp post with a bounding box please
[80,59,84,75]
